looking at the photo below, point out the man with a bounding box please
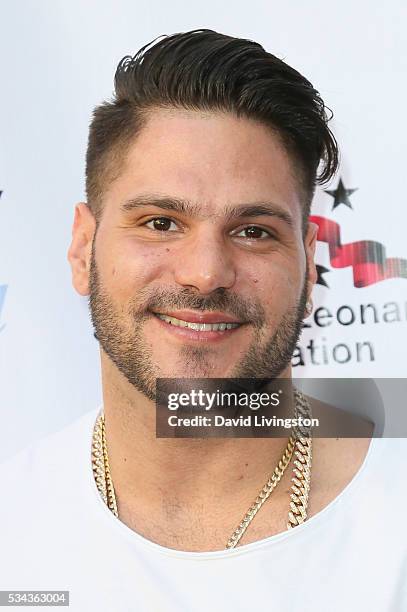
[0,29,405,611]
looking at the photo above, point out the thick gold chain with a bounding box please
[91,388,313,549]
[92,415,118,517]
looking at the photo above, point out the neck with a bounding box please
[99,352,294,512]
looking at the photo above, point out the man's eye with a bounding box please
[143,217,178,231]
[234,226,274,240]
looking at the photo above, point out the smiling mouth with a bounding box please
[153,312,243,332]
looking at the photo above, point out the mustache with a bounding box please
[135,287,266,327]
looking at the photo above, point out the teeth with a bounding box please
[155,313,241,331]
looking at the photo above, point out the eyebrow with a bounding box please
[120,194,295,228]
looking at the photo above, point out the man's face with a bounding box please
[77,109,317,401]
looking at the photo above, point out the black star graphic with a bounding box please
[316,264,330,288]
[325,178,358,210]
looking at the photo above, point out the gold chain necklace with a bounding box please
[91,388,313,549]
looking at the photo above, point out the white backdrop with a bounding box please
[1,0,406,460]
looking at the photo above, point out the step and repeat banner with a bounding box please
[0,1,406,459]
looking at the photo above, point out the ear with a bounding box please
[304,220,319,298]
[67,203,96,296]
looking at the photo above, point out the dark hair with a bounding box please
[86,29,339,229]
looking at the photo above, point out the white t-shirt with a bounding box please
[0,407,406,612]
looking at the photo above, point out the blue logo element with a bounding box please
[0,285,7,333]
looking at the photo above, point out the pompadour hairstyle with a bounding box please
[86,29,339,228]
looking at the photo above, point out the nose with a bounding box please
[173,226,236,294]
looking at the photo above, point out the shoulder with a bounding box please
[0,407,99,496]
[310,435,407,515]
[0,408,101,578]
